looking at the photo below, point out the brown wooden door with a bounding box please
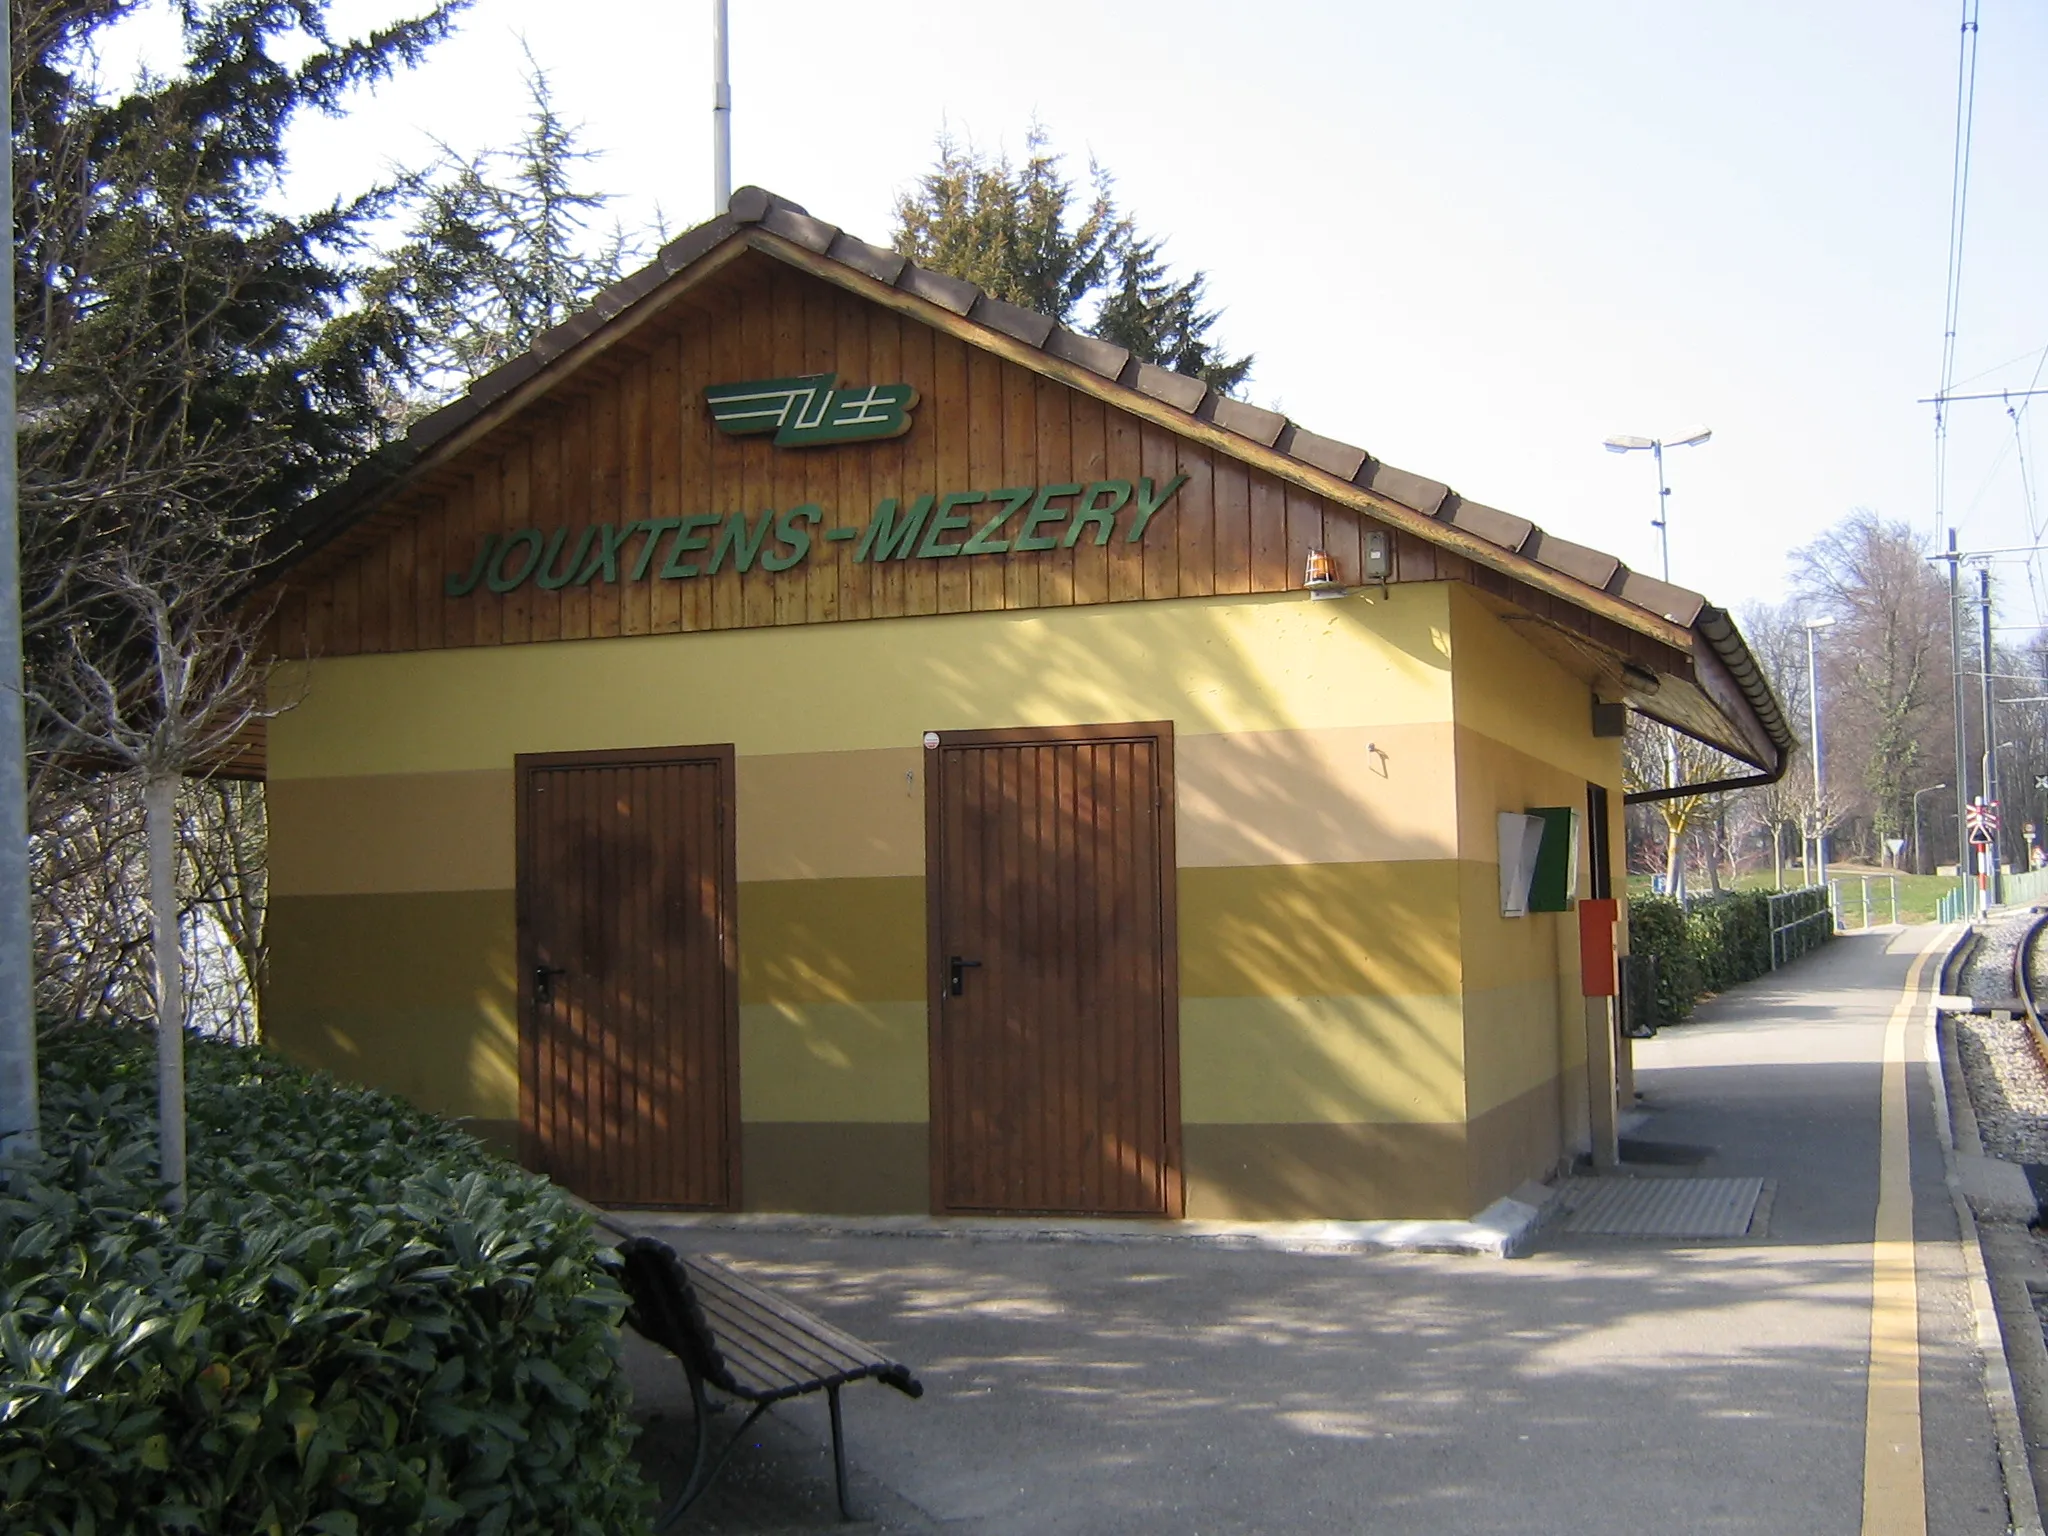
[927,724,1181,1216]
[517,745,738,1209]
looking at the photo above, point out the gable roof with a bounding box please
[264,186,1793,784]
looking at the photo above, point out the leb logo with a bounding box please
[705,373,917,447]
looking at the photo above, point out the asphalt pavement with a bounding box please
[619,926,2017,1534]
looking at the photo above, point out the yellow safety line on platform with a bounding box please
[1862,936,1942,1536]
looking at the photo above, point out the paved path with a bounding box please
[622,927,2018,1533]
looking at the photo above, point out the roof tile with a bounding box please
[1523,528,1621,590]
[726,186,773,222]
[530,308,601,363]
[1290,428,1368,482]
[1044,327,1129,379]
[1612,568,1707,627]
[1360,459,1450,517]
[760,203,840,254]
[970,293,1056,347]
[1203,395,1288,446]
[1131,361,1207,413]
[826,232,908,285]
[1436,494,1533,553]
[657,218,734,275]
[896,262,979,316]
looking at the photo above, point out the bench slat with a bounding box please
[616,1239,922,1410]
[690,1262,890,1391]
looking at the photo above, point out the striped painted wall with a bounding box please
[266,582,1618,1219]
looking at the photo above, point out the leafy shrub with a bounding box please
[1628,895,1700,1023]
[0,1028,652,1534]
[1628,886,1834,1025]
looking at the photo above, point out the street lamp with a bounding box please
[1604,427,1712,581]
[1805,616,1836,916]
[1912,783,1949,875]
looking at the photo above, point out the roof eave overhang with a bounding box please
[255,193,1791,783]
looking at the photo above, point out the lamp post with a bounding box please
[1805,616,1836,919]
[1912,783,1949,875]
[1604,427,1712,582]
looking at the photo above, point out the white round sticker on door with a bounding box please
[922,732,940,750]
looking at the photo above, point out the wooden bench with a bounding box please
[614,1237,923,1527]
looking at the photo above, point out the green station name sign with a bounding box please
[443,475,1188,597]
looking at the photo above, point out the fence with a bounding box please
[1825,875,1899,931]
[1938,884,1969,924]
[1997,867,2048,907]
[1769,886,1834,968]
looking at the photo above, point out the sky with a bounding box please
[110,1,2048,622]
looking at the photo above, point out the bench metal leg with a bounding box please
[655,1366,772,1532]
[827,1382,852,1521]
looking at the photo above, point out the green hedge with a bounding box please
[0,1029,653,1535]
[1629,887,1833,1024]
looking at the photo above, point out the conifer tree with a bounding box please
[380,55,647,404]
[892,127,1253,394]
[14,0,460,1197]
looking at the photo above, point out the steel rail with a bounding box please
[2009,909,2048,1076]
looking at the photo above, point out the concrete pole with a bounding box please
[1808,623,1829,918]
[1981,566,2000,905]
[1949,533,1971,912]
[711,0,732,214]
[145,775,184,1210]
[0,0,39,1167]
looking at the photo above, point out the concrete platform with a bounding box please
[610,929,2022,1534]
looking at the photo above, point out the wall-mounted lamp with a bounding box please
[1305,532,1393,600]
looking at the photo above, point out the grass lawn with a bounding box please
[1625,866,1965,925]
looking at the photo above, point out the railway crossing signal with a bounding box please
[1966,799,1999,847]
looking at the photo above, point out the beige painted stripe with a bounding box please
[1452,722,1620,869]
[1177,722,1458,867]
[1862,933,1941,1536]
[269,771,514,895]
[268,590,1454,778]
[738,747,924,880]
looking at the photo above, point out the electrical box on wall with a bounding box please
[1525,807,1582,912]
[1498,812,1545,917]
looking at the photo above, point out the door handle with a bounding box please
[948,956,982,997]
[533,964,568,1005]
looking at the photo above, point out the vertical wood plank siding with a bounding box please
[518,745,739,1209]
[927,725,1179,1217]
[276,262,1466,658]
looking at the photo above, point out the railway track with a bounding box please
[2017,909,2048,1078]
[1957,906,2048,1167]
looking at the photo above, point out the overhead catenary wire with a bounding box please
[1933,0,1982,545]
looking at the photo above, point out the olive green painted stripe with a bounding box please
[1178,861,1464,998]
[1183,1121,1471,1221]
[738,876,925,1004]
[269,891,515,1010]
[266,890,519,1122]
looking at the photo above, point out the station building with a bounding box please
[256,188,1791,1222]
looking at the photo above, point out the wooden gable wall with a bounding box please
[274,254,1484,660]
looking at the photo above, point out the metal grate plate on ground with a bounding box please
[1559,1176,1765,1238]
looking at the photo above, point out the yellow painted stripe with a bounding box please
[268,590,1455,778]
[1861,931,1943,1536]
